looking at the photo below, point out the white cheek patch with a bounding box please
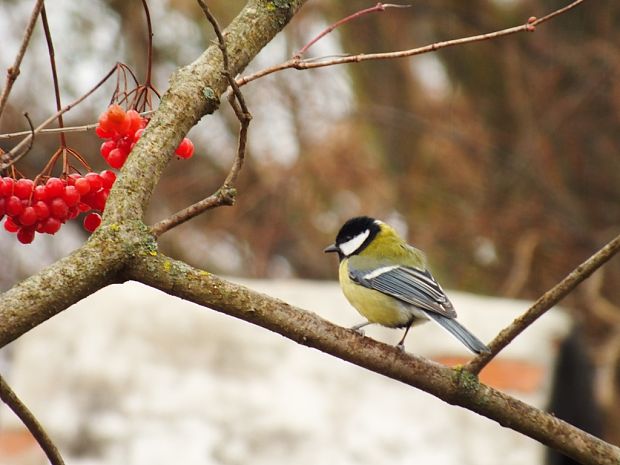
[339,229,370,256]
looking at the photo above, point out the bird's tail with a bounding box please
[426,312,490,355]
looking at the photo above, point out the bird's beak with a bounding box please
[323,243,339,254]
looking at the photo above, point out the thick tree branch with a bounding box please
[0,0,308,343]
[149,0,253,237]
[0,226,141,347]
[126,251,620,465]
[105,0,305,222]
[1,2,617,463]
[0,374,65,465]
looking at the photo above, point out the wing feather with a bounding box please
[349,265,457,318]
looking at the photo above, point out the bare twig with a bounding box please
[0,374,65,465]
[0,110,154,140]
[0,0,45,121]
[150,1,252,237]
[466,232,620,375]
[22,112,35,154]
[238,0,584,87]
[40,4,67,148]
[0,65,118,170]
[294,3,411,58]
[140,0,154,88]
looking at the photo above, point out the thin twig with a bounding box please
[294,3,411,58]
[150,1,252,237]
[0,111,155,140]
[23,112,35,154]
[0,0,45,121]
[238,0,584,87]
[0,65,118,170]
[222,92,250,187]
[465,233,620,375]
[0,374,65,465]
[40,4,67,148]
[140,0,154,87]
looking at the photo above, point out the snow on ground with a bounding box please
[1,279,571,465]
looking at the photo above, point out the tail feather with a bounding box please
[426,312,490,355]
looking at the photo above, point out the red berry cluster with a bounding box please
[2,104,196,244]
[0,171,116,244]
[96,104,194,169]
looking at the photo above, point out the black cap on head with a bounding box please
[324,216,381,259]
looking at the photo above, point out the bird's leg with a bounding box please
[350,320,372,335]
[396,322,413,351]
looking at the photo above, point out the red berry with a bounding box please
[78,202,91,212]
[83,212,102,232]
[100,140,116,159]
[0,197,5,218]
[95,125,114,139]
[18,206,37,226]
[126,109,143,136]
[17,227,35,244]
[14,179,34,199]
[106,149,127,169]
[133,128,145,142]
[50,197,69,219]
[100,170,116,189]
[97,111,112,133]
[42,217,61,234]
[33,200,50,219]
[6,195,24,216]
[74,177,91,195]
[103,104,131,135]
[85,173,103,192]
[175,138,194,159]
[0,177,14,197]
[117,137,132,154]
[4,217,19,233]
[33,185,47,201]
[45,177,65,198]
[63,185,80,207]
[91,189,109,212]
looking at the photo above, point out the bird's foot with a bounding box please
[350,321,371,336]
[350,326,365,336]
[396,342,406,352]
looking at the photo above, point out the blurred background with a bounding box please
[0,0,619,462]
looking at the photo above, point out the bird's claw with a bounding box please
[351,327,365,336]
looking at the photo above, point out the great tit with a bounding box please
[324,216,489,354]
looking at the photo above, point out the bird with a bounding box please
[324,216,489,354]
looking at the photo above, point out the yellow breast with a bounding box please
[338,260,418,328]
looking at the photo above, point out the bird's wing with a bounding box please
[349,264,457,318]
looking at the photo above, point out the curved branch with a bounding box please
[0,374,65,465]
[237,0,584,87]
[466,233,620,375]
[127,251,620,465]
